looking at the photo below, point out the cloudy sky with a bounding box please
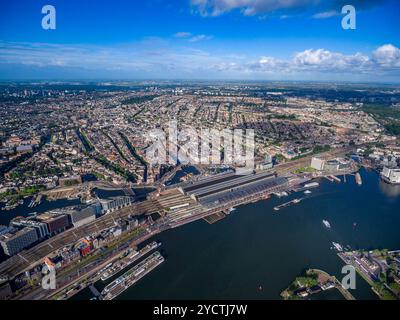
[0,0,399,81]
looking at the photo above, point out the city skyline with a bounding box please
[0,0,399,81]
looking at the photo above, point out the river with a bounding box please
[73,168,400,300]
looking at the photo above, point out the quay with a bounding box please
[308,269,355,301]
[100,241,161,281]
[274,198,302,211]
[203,211,226,224]
[102,251,164,300]
[281,268,355,300]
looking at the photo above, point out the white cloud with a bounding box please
[372,44,400,67]
[174,32,212,42]
[191,0,318,16]
[293,48,372,73]
[312,10,339,19]
[191,0,387,18]
[174,32,192,38]
[188,34,213,42]
[0,41,399,80]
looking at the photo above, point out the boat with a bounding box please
[322,220,331,229]
[273,198,302,211]
[100,241,161,281]
[227,208,236,214]
[332,242,343,252]
[304,190,312,194]
[304,182,319,188]
[274,192,288,198]
[102,252,164,300]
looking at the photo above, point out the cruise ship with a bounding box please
[102,251,164,300]
[100,241,161,281]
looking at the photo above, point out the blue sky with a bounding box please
[0,0,399,81]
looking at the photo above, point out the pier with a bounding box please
[329,175,341,183]
[102,251,164,300]
[203,211,226,224]
[274,198,302,211]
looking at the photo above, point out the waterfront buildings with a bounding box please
[381,167,400,184]
[311,157,325,171]
[67,205,97,228]
[11,219,49,240]
[99,196,135,214]
[0,227,38,256]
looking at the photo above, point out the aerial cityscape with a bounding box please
[0,0,400,305]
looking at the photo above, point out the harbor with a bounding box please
[100,241,161,281]
[102,251,165,300]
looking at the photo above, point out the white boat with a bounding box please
[304,190,312,194]
[227,207,236,214]
[332,242,343,252]
[322,220,331,229]
[275,192,288,198]
[304,182,319,188]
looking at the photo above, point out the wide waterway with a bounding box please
[73,168,400,300]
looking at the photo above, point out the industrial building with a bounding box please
[311,157,325,171]
[36,214,70,235]
[182,171,278,200]
[11,219,49,240]
[66,205,97,228]
[180,171,288,208]
[0,227,38,256]
[99,196,135,214]
[311,157,352,172]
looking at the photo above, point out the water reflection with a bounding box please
[379,179,400,198]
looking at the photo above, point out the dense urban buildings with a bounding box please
[0,81,399,301]
[0,0,399,307]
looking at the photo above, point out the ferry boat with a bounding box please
[322,220,331,229]
[304,182,319,188]
[332,242,343,252]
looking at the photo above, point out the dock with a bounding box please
[102,251,164,300]
[100,241,161,281]
[274,198,302,211]
[203,211,226,224]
